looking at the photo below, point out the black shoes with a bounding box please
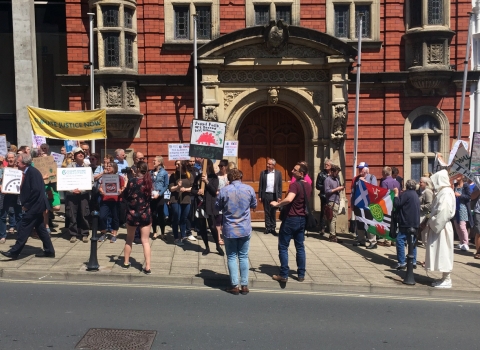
[35,251,55,258]
[0,251,19,259]
[202,247,210,256]
[394,263,407,270]
[366,243,378,250]
[353,241,366,247]
[216,245,225,256]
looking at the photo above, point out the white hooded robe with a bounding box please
[425,170,455,272]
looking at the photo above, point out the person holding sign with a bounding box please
[0,152,22,242]
[0,154,55,259]
[191,159,224,256]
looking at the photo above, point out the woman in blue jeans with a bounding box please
[168,160,192,245]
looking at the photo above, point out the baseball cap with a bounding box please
[73,147,85,155]
[357,162,368,168]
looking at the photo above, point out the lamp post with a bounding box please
[87,12,96,153]
[193,13,198,120]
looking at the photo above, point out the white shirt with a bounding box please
[265,170,275,193]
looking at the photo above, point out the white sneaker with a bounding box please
[461,244,470,251]
[434,279,452,289]
[174,239,184,246]
[457,244,463,249]
[187,235,197,241]
[431,279,443,287]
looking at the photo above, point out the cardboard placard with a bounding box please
[168,144,191,160]
[0,135,7,156]
[102,174,120,195]
[189,120,226,159]
[34,156,57,183]
[1,168,22,194]
[57,167,93,191]
[51,152,65,168]
[223,141,239,157]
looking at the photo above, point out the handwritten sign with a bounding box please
[1,168,22,194]
[448,142,470,179]
[51,152,65,168]
[223,141,238,157]
[34,156,57,184]
[470,132,480,174]
[102,174,120,195]
[31,131,46,148]
[0,135,7,156]
[189,120,226,159]
[57,167,93,191]
[168,144,191,160]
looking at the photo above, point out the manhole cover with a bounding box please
[75,328,157,350]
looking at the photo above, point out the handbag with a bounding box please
[299,181,318,231]
[323,204,333,222]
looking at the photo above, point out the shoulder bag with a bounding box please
[299,181,318,231]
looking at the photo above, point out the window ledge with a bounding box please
[345,40,383,50]
[162,41,210,51]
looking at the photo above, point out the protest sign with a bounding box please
[28,106,107,140]
[64,140,79,153]
[0,135,7,156]
[57,167,93,191]
[31,131,46,148]
[223,141,238,157]
[448,142,470,179]
[51,152,65,168]
[470,132,480,174]
[1,168,22,194]
[189,120,226,159]
[102,174,120,195]
[34,156,57,183]
[168,144,191,160]
[448,140,469,165]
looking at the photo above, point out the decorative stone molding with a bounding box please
[331,104,346,149]
[219,70,329,83]
[223,90,243,110]
[267,87,279,105]
[106,86,122,107]
[126,86,136,107]
[226,44,325,59]
[203,106,218,121]
[303,89,325,107]
[264,20,289,54]
[408,70,452,96]
[427,43,444,64]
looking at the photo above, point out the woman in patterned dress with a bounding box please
[122,161,153,274]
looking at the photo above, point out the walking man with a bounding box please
[259,158,282,235]
[216,168,257,295]
[0,153,55,259]
[270,162,312,283]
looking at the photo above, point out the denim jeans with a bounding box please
[396,229,417,265]
[0,195,22,239]
[224,235,250,286]
[278,216,306,279]
[171,202,190,239]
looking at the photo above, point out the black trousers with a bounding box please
[10,211,54,256]
[198,215,220,248]
[65,193,90,237]
[263,193,277,231]
[151,197,166,235]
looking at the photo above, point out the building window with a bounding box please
[404,107,448,183]
[276,5,291,24]
[125,34,134,68]
[334,5,349,38]
[255,5,270,26]
[174,6,190,39]
[428,0,443,25]
[124,7,134,29]
[196,6,211,40]
[410,1,422,28]
[103,6,119,27]
[406,0,449,29]
[104,32,120,67]
[355,5,370,38]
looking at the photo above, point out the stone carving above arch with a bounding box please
[303,89,325,107]
[268,87,279,105]
[223,90,244,110]
[219,70,329,84]
[225,43,326,59]
[331,104,347,149]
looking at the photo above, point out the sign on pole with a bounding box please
[189,120,226,159]
[223,141,238,157]
[34,156,57,183]
[168,144,191,160]
[102,174,120,195]
[1,168,22,194]
[57,167,93,191]
[0,135,7,156]
[470,132,480,174]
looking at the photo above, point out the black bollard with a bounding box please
[86,210,100,272]
[403,227,416,285]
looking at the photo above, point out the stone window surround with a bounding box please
[246,0,300,27]
[403,106,449,180]
[405,0,450,31]
[164,0,220,44]
[99,81,139,110]
[326,0,380,44]
[91,0,138,71]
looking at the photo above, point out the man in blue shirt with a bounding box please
[216,168,257,295]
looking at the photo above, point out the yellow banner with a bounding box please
[27,106,107,140]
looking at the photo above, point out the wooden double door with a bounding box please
[238,106,305,221]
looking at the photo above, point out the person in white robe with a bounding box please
[425,170,455,288]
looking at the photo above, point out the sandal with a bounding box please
[474,254,480,259]
[219,239,224,246]
[152,233,158,240]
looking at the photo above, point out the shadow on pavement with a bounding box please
[195,269,230,288]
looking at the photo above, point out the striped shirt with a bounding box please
[215,180,257,238]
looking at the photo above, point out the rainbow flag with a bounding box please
[353,181,396,241]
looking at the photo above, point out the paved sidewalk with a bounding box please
[1,219,480,298]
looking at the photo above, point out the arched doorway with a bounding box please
[238,106,305,221]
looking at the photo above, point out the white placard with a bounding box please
[168,144,191,160]
[1,168,22,194]
[223,141,239,157]
[51,152,65,168]
[102,174,120,195]
[31,131,46,148]
[57,167,93,191]
[0,135,7,156]
[163,189,171,200]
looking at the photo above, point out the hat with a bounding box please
[357,162,368,168]
[72,147,85,155]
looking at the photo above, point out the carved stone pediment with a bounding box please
[225,43,326,59]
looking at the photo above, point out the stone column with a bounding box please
[12,0,38,147]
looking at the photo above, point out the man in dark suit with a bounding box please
[0,154,55,259]
[259,158,282,235]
